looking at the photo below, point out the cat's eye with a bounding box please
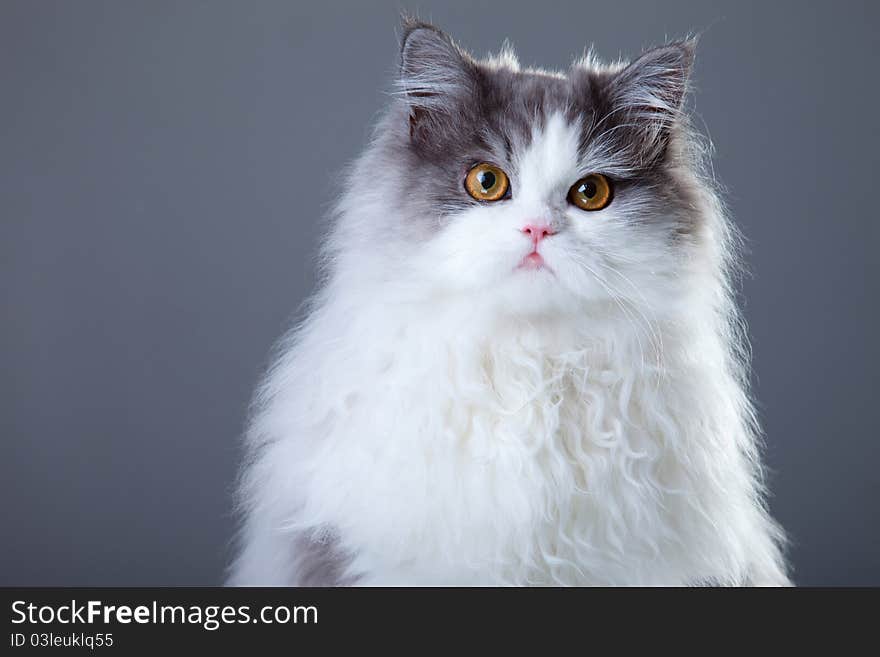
[568,173,613,211]
[465,163,509,202]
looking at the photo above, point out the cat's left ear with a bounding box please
[605,39,696,164]
[398,19,477,143]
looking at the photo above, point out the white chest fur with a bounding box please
[239,298,785,586]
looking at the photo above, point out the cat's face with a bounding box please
[347,22,706,317]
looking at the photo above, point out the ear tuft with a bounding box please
[612,40,696,117]
[399,20,472,99]
[397,18,475,140]
[604,39,697,165]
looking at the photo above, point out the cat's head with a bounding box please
[333,20,717,319]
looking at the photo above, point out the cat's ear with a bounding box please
[398,18,477,141]
[605,40,696,165]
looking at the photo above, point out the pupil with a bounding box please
[479,170,496,191]
[580,180,597,198]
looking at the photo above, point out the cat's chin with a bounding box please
[482,271,578,318]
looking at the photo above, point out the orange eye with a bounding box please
[465,163,509,202]
[568,173,613,211]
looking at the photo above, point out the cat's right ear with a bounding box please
[398,19,476,141]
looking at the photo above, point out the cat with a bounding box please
[227,18,790,586]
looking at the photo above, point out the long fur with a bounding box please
[228,22,789,586]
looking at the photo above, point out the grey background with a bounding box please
[1,0,877,586]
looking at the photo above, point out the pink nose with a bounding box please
[521,223,555,248]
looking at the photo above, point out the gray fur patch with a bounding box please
[384,18,699,237]
[293,531,358,586]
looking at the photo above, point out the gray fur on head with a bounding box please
[397,17,695,168]
[369,17,701,246]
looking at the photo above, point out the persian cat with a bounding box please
[228,19,789,586]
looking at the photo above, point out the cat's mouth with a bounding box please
[516,251,554,274]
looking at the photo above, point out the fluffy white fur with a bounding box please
[228,53,789,586]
